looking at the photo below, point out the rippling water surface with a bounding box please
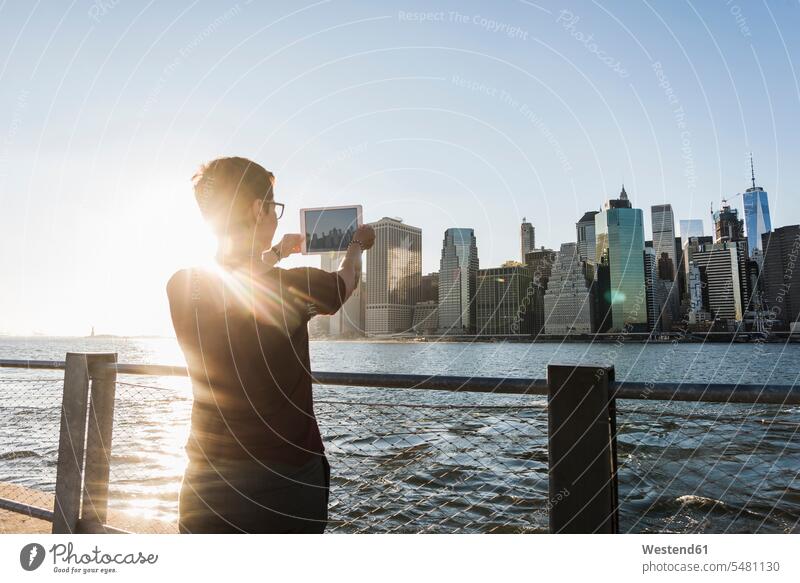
[1,336,798,533]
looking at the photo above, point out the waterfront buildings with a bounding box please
[682,235,713,285]
[543,242,595,334]
[644,247,667,333]
[520,218,535,262]
[438,228,479,334]
[420,272,439,302]
[365,217,422,335]
[692,242,744,324]
[524,247,557,289]
[411,300,439,335]
[686,262,709,325]
[576,211,599,263]
[651,204,677,279]
[595,186,648,332]
[321,253,365,336]
[476,265,538,335]
[761,225,800,332]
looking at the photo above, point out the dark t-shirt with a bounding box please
[166,263,347,467]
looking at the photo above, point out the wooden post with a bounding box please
[52,353,91,534]
[547,364,618,534]
[80,353,118,530]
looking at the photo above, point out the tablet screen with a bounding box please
[302,206,360,254]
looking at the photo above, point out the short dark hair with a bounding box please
[192,157,274,235]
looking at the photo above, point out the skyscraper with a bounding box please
[714,203,744,243]
[686,262,706,319]
[419,272,439,302]
[644,247,667,333]
[651,204,677,280]
[692,241,744,324]
[438,228,479,334]
[520,218,535,262]
[524,247,557,289]
[656,252,673,281]
[743,156,772,256]
[680,219,705,249]
[543,242,595,334]
[411,301,439,336]
[761,226,800,332]
[321,253,365,336]
[576,211,599,263]
[595,186,648,332]
[683,235,713,282]
[476,265,537,335]
[365,217,422,335]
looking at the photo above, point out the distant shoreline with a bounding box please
[310,333,800,344]
[3,333,797,345]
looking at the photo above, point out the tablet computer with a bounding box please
[300,205,363,254]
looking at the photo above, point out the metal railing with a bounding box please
[0,354,798,534]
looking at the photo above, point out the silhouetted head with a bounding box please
[192,157,280,260]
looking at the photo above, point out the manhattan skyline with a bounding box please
[1,1,799,336]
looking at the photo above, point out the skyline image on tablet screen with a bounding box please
[304,207,359,253]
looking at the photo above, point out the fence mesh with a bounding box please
[317,392,547,533]
[2,373,798,534]
[104,380,799,534]
[0,376,62,521]
[105,380,548,533]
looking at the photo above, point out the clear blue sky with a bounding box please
[1,0,798,336]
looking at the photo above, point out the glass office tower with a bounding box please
[576,210,599,263]
[595,186,647,332]
[651,204,677,280]
[679,219,705,249]
[743,187,771,256]
[438,228,479,334]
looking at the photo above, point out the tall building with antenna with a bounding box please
[742,154,772,256]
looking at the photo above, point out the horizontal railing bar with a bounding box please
[101,363,188,377]
[0,497,54,522]
[311,371,549,395]
[612,382,800,405]
[2,359,798,404]
[0,359,67,370]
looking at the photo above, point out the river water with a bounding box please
[1,336,798,533]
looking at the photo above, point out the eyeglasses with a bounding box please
[267,200,285,219]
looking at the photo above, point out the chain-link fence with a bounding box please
[104,379,548,533]
[2,371,798,534]
[105,379,192,533]
[616,400,800,534]
[316,388,547,533]
[0,376,62,519]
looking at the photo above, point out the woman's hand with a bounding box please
[276,233,303,257]
[352,225,375,251]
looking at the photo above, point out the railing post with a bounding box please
[547,364,618,533]
[79,353,118,531]
[52,353,91,534]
